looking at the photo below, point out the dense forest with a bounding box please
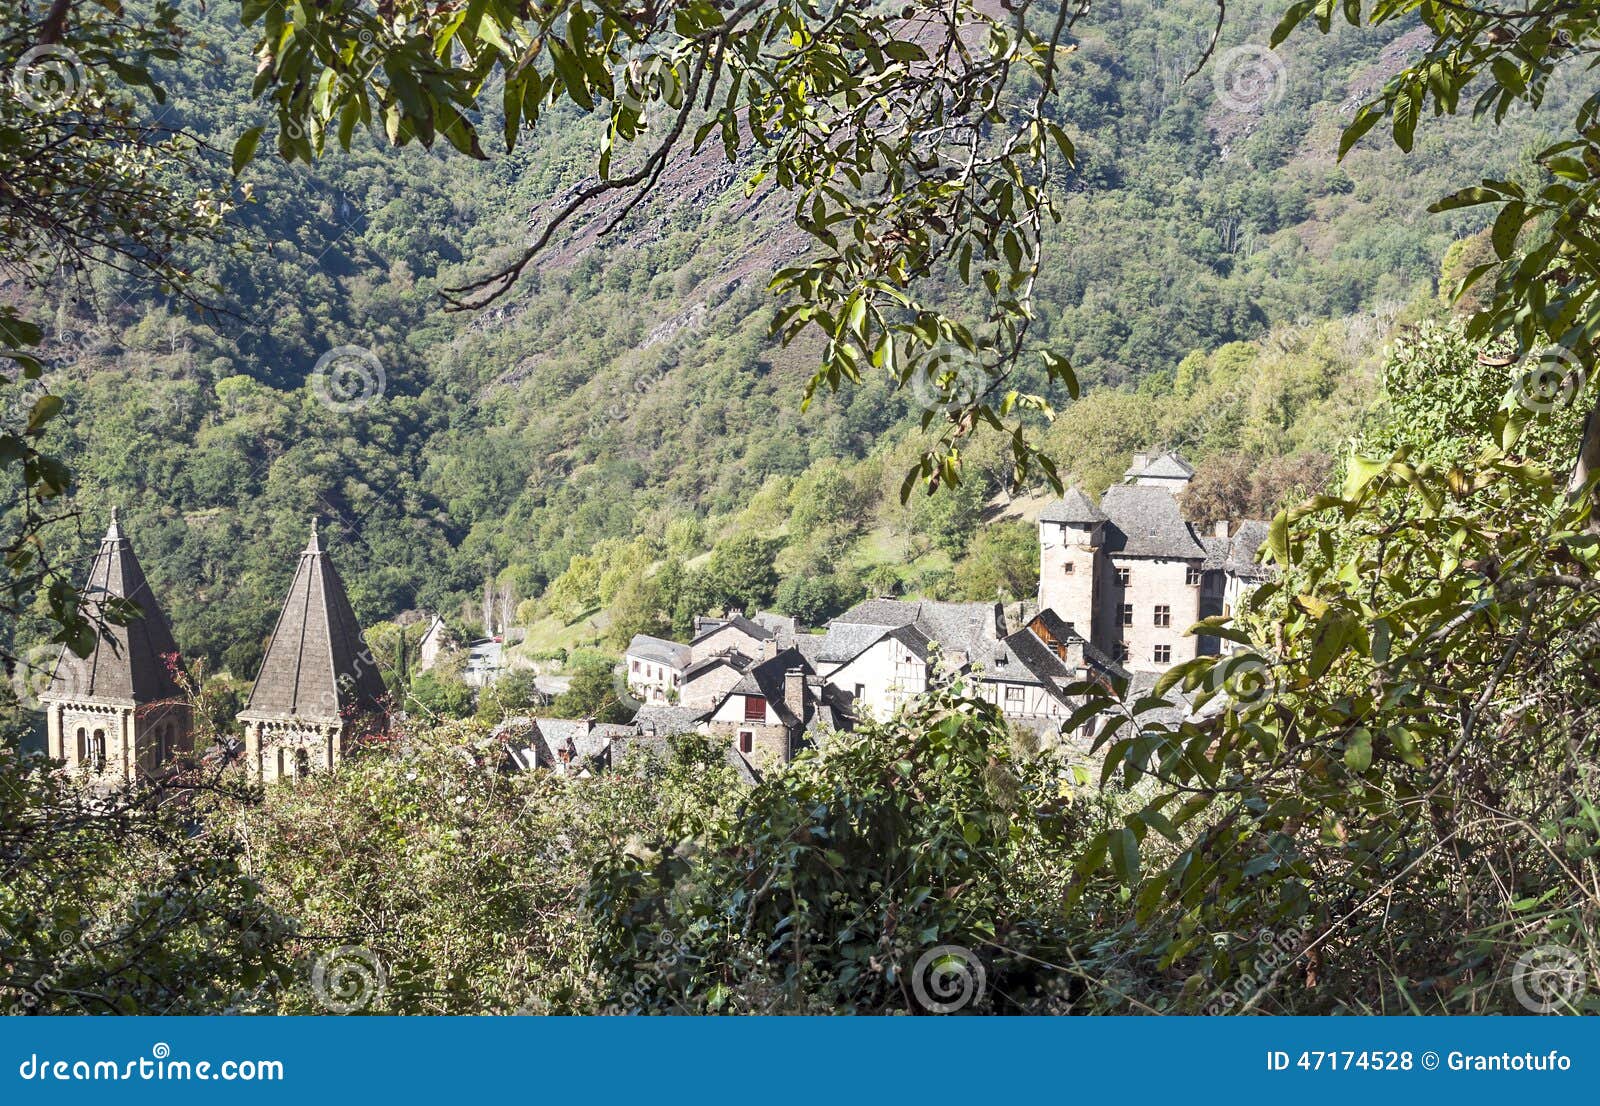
[5,0,1600,1019]
[2,0,1565,692]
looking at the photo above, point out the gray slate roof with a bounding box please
[242,523,387,723]
[820,599,1004,667]
[625,633,691,669]
[1039,487,1108,525]
[1099,485,1209,560]
[44,512,183,706]
[1226,520,1275,580]
[691,614,774,646]
[632,703,708,736]
[1126,451,1195,480]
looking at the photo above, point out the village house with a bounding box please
[1037,450,1270,674]
[40,510,192,783]
[623,633,691,704]
[699,646,851,773]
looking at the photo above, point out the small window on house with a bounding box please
[1120,604,1133,627]
[1116,567,1130,587]
[1062,562,1075,574]
[1118,643,1131,662]
[1004,686,1026,705]
[1186,565,1202,586]
[631,660,639,673]
[738,730,754,754]
[743,696,767,723]
[1154,605,1171,627]
[1154,644,1172,664]
[853,683,865,700]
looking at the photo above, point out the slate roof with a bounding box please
[690,614,774,646]
[683,650,751,682]
[1039,487,1108,525]
[632,703,708,736]
[1098,485,1210,560]
[1226,520,1275,580]
[625,633,691,669]
[820,599,1004,667]
[242,522,387,723]
[727,646,814,726]
[43,511,183,706]
[1126,451,1195,480]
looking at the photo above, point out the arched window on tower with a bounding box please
[90,729,106,771]
[75,727,87,764]
[295,748,311,781]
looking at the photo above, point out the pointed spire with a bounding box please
[44,511,182,704]
[243,527,385,723]
[306,516,321,554]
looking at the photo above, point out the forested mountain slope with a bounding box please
[5,0,1573,677]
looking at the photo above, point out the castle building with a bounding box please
[39,510,192,782]
[237,522,388,783]
[1038,451,1269,674]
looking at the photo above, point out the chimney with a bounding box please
[581,717,594,735]
[1130,451,1148,472]
[1214,519,1230,541]
[762,639,779,660]
[784,667,806,720]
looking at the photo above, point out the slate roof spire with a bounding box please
[45,509,183,704]
[242,519,386,722]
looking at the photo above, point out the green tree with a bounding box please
[703,535,782,615]
[551,654,630,724]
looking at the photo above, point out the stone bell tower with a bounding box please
[1037,488,1108,652]
[39,509,192,782]
[237,520,388,783]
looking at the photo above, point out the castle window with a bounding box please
[1118,643,1131,662]
[1154,605,1171,627]
[90,730,106,771]
[1116,567,1130,587]
[75,727,87,763]
[1186,565,1203,586]
[1120,604,1133,627]
[743,696,767,723]
[1154,645,1172,664]
[738,730,754,754]
[1062,562,1075,574]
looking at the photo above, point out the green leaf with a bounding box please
[231,127,263,176]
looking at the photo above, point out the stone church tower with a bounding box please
[40,510,192,782]
[1037,488,1110,653]
[238,521,388,783]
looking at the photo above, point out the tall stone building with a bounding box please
[39,510,191,781]
[1038,451,1268,674]
[238,522,388,783]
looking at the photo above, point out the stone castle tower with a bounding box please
[237,521,388,783]
[1037,488,1111,654]
[39,510,192,781]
